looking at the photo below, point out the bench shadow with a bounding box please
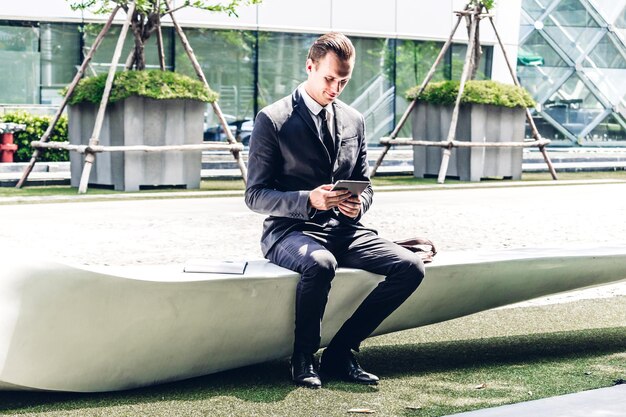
[0,327,624,413]
[361,326,626,378]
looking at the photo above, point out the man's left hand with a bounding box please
[338,195,361,219]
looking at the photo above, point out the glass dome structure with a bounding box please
[518,0,626,145]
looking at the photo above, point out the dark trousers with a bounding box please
[267,226,425,355]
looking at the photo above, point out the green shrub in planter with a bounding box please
[406,80,535,109]
[65,70,219,105]
[0,112,69,162]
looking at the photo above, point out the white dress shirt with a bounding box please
[299,84,336,141]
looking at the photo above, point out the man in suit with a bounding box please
[245,32,425,389]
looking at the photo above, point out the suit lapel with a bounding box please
[292,89,333,166]
[292,90,322,142]
[331,101,344,171]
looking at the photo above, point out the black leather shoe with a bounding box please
[320,349,379,385]
[290,352,322,389]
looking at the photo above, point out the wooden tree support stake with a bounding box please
[78,2,136,194]
[487,16,557,180]
[32,141,244,153]
[20,2,250,193]
[164,0,248,184]
[15,5,121,189]
[371,2,558,183]
[371,12,464,177]
[437,5,480,184]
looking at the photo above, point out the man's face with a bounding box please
[304,52,354,106]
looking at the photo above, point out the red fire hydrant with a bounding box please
[0,123,25,163]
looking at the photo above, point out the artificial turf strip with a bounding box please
[1,296,624,417]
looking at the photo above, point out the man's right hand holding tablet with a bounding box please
[309,184,351,211]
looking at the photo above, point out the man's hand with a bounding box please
[309,184,351,211]
[338,195,362,219]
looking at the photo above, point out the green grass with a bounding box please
[522,170,626,181]
[372,170,626,187]
[0,185,118,198]
[1,296,624,416]
[0,180,245,198]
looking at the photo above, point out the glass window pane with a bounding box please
[544,74,604,135]
[178,29,256,141]
[518,66,572,99]
[394,39,446,138]
[449,44,493,80]
[40,23,81,105]
[583,68,626,107]
[543,26,605,61]
[587,112,626,141]
[519,24,535,41]
[522,0,556,21]
[257,31,317,107]
[520,13,534,26]
[616,3,626,28]
[519,31,568,67]
[450,44,466,80]
[583,33,626,68]
[395,39,446,90]
[544,0,600,27]
[0,24,38,52]
[84,24,173,74]
[342,36,394,145]
[0,24,40,104]
[258,32,394,145]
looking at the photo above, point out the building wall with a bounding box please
[0,0,524,145]
[1,0,521,79]
[1,0,520,43]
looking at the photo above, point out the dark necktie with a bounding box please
[319,109,335,160]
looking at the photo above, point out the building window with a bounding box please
[0,22,40,104]
[519,0,626,144]
[178,28,256,142]
[257,31,317,107]
[393,39,493,140]
[343,36,394,145]
[83,23,174,75]
[256,32,396,145]
[40,23,81,105]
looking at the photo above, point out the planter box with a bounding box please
[412,103,524,181]
[69,97,204,191]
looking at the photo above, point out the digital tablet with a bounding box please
[331,180,370,196]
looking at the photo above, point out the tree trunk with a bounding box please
[128,9,161,70]
[470,7,483,80]
[130,9,146,70]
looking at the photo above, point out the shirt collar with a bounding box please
[299,84,334,118]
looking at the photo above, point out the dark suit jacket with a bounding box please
[245,87,374,256]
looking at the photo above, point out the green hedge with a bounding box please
[66,70,219,105]
[406,80,535,108]
[0,112,68,162]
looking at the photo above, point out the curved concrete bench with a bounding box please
[1,247,625,392]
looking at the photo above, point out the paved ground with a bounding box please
[444,384,626,417]
[1,181,624,263]
[2,181,626,303]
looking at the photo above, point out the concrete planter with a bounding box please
[412,102,525,181]
[69,97,204,191]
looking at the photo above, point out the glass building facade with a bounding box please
[0,20,492,146]
[518,0,626,145]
